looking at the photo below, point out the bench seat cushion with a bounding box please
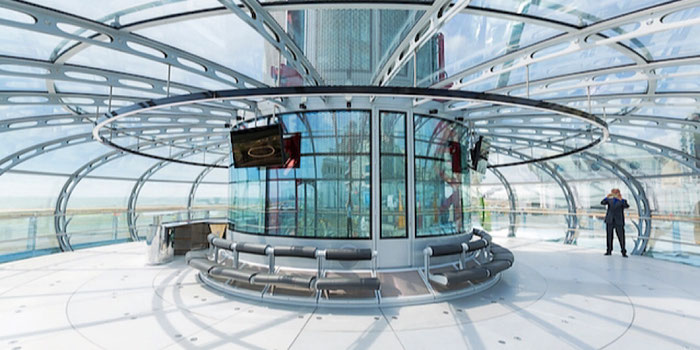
[273,246,317,259]
[492,251,515,264]
[209,266,258,282]
[428,243,463,257]
[252,274,316,288]
[235,242,269,255]
[466,239,487,252]
[324,248,372,261]
[188,257,217,273]
[185,249,209,264]
[315,277,380,290]
[432,267,490,286]
[484,260,511,275]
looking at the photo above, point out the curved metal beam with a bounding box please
[488,167,517,237]
[490,145,578,243]
[126,141,228,241]
[186,155,228,221]
[372,0,471,86]
[218,0,324,86]
[490,133,652,254]
[0,91,247,116]
[432,1,699,90]
[52,133,223,251]
[476,125,700,173]
[0,1,266,89]
[455,112,700,134]
[0,125,228,176]
[93,86,608,168]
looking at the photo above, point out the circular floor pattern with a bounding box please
[0,239,698,349]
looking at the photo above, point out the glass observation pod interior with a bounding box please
[228,106,472,268]
[0,0,698,269]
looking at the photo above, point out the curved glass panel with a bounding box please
[0,25,66,60]
[469,0,665,25]
[229,110,371,238]
[137,14,266,82]
[419,13,562,86]
[414,114,471,237]
[380,111,407,238]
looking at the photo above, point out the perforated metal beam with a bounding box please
[0,1,266,89]
[126,141,228,241]
[489,134,652,253]
[0,125,228,176]
[186,155,228,221]
[218,0,324,86]
[432,1,699,90]
[476,124,700,173]
[489,145,578,242]
[52,133,218,251]
[371,0,472,86]
[488,167,517,237]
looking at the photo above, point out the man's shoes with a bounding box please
[622,253,628,258]
[604,252,611,256]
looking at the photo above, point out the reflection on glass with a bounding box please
[229,110,371,238]
[414,114,471,236]
[380,112,407,238]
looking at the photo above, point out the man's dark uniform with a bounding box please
[601,197,629,256]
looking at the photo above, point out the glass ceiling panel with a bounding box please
[595,142,694,176]
[0,25,66,60]
[87,152,162,179]
[119,1,221,25]
[137,181,190,207]
[623,7,700,60]
[66,46,168,81]
[609,125,698,153]
[0,173,66,210]
[68,178,134,209]
[53,80,110,95]
[635,106,699,120]
[13,142,112,173]
[135,14,266,82]
[469,0,667,26]
[0,75,47,91]
[0,124,92,159]
[149,158,223,181]
[528,46,635,81]
[168,66,232,91]
[420,13,562,86]
[192,183,227,207]
[0,105,66,121]
[657,76,700,92]
[25,0,199,23]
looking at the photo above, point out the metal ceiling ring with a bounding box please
[92,86,609,168]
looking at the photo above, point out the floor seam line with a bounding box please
[286,306,317,350]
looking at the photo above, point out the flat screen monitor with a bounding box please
[471,136,490,174]
[230,124,285,168]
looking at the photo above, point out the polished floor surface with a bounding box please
[1,239,699,350]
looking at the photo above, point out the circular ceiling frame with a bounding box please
[93,86,609,168]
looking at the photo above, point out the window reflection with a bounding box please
[380,112,407,238]
[229,110,371,238]
[414,114,471,237]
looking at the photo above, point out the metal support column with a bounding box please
[489,167,517,237]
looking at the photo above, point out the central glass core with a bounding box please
[228,109,473,240]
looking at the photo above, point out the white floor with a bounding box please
[1,239,699,350]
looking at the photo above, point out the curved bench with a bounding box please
[193,235,380,293]
[315,248,380,291]
[425,231,514,287]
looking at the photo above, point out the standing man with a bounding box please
[601,188,629,257]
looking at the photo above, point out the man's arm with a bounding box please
[601,198,608,206]
[622,199,630,209]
